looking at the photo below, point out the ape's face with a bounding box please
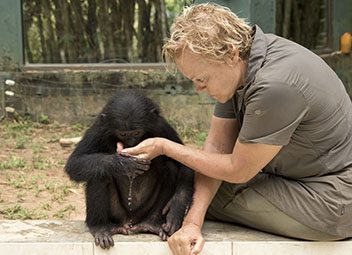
[115,128,144,148]
[101,91,160,148]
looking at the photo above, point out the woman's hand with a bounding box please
[121,137,165,160]
[167,222,205,255]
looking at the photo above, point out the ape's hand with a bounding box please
[161,196,185,236]
[116,154,151,178]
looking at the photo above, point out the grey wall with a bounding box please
[0,0,23,71]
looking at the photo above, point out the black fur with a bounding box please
[65,90,194,249]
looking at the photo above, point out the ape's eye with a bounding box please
[134,130,141,136]
[119,132,126,137]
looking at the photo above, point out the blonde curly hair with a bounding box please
[163,3,253,66]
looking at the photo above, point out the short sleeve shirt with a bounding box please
[214,26,352,237]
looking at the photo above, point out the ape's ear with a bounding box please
[150,108,159,115]
[100,113,107,121]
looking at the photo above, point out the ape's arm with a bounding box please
[65,152,119,182]
[65,128,150,183]
[161,161,194,235]
[154,118,195,235]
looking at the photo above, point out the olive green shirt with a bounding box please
[214,26,352,237]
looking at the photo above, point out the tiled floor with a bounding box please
[0,220,351,255]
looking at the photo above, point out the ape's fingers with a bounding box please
[102,236,110,249]
[159,230,168,241]
[135,158,151,165]
[162,223,171,233]
[95,236,100,246]
[135,170,145,176]
[135,162,150,171]
[123,154,151,163]
[162,200,172,215]
[108,236,114,247]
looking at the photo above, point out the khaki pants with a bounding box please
[206,182,343,241]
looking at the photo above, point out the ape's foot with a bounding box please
[162,212,183,237]
[89,224,129,249]
[111,224,130,235]
[130,222,168,240]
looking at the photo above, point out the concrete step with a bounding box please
[0,220,351,255]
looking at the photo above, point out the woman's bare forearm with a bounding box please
[183,173,221,226]
[162,140,241,182]
[182,133,234,226]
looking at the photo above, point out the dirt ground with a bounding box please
[0,119,204,221]
[0,120,87,220]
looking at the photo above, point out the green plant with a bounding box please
[57,160,66,167]
[33,156,52,170]
[53,205,75,219]
[39,115,50,124]
[196,131,208,147]
[0,156,27,170]
[32,143,44,153]
[6,174,27,189]
[71,123,85,131]
[15,137,29,149]
[41,203,51,211]
[2,121,34,139]
[0,205,47,220]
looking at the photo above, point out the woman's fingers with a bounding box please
[121,146,140,155]
[120,138,164,160]
[117,142,124,153]
[167,223,204,255]
[191,237,205,255]
[168,235,192,255]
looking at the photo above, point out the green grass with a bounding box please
[39,115,50,124]
[6,174,27,189]
[166,117,207,145]
[0,205,48,220]
[31,143,45,153]
[53,205,75,219]
[32,156,53,170]
[0,156,28,170]
[196,131,208,147]
[15,137,30,149]
[1,121,35,139]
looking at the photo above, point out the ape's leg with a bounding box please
[129,208,168,240]
[161,164,194,236]
[129,185,172,240]
[85,180,128,249]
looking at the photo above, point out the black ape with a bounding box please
[65,90,194,249]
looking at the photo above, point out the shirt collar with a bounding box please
[243,25,268,88]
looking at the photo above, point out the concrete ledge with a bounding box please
[0,220,351,255]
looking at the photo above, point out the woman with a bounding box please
[122,3,352,255]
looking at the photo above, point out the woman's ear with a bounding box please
[226,46,240,66]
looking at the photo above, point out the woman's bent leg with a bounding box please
[206,182,343,241]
